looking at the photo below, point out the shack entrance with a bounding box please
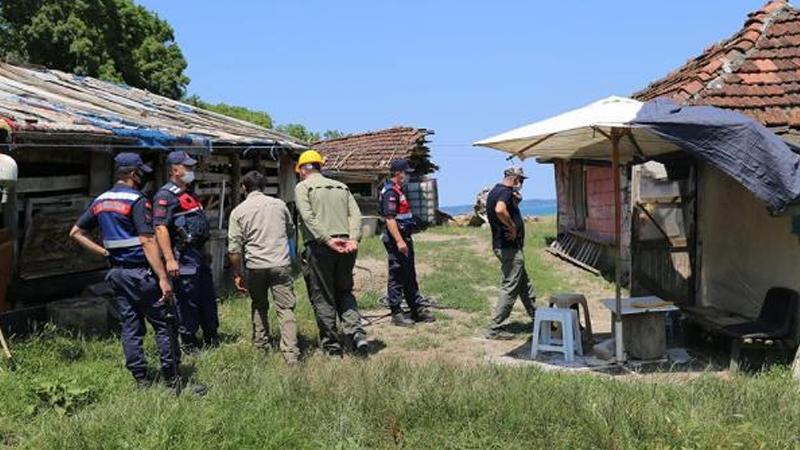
[631,160,697,307]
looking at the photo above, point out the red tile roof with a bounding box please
[314,127,438,174]
[634,0,800,134]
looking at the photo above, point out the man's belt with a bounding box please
[110,261,149,269]
[103,237,142,249]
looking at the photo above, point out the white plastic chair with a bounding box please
[531,307,583,362]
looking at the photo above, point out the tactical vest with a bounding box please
[379,181,415,232]
[92,186,147,265]
[161,183,210,248]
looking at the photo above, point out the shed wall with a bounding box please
[585,166,615,244]
[554,161,575,232]
[697,163,800,338]
[554,161,616,243]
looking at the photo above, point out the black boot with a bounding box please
[411,307,436,323]
[391,308,415,327]
[180,334,202,354]
[203,332,220,348]
[164,374,207,397]
[352,332,369,357]
[135,376,153,390]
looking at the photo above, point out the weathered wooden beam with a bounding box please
[197,173,232,183]
[231,152,241,208]
[17,175,88,193]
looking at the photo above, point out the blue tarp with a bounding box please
[77,111,202,150]
[633,98,800,213]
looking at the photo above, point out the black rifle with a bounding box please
[160,294,182,396]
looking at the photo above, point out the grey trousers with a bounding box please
[304,243,365,353]
[489,247,536,330]
[247,265,300,362]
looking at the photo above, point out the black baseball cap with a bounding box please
[390,159,414,174]
[114,153,152,173]
[166,150,198,167]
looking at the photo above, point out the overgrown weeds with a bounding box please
[0,221,797,448]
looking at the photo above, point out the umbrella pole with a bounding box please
[611,129,625,363]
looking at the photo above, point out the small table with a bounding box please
[601,296,679,360]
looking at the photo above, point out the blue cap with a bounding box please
[389,159,414,174]
[166,151,198,167]
[114,153,152,173]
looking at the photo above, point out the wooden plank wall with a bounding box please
[2,146,297,305]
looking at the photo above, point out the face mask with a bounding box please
[181,170,195,184]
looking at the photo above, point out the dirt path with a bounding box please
[358,230,602,366]
[354,229,726,381]
[539,247,615,334]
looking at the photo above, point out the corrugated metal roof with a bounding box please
[0,62,306,151]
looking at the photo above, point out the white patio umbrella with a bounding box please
[474,96,682,363]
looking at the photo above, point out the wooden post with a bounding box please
[611,128,625,363]
[231,152,241,208]
[3,185,17,281]
[253,149,263,175]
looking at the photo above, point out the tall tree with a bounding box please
[0,0,189,99]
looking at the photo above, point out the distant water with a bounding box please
[441,198,557,217]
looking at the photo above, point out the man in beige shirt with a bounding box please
[228,171,300,364]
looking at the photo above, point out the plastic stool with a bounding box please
[548,293,593,347]
[531,307,583,362]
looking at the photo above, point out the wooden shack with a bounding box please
[632,0,800,341]
[314,127,439,228]
[549,160,627,275]
[0,62,306,313]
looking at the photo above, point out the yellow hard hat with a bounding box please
[295,149,325,173]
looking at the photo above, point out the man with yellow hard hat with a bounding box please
[294,150,368,358]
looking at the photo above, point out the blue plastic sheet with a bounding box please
[633,98,800,212]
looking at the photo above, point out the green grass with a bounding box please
[1,220,799,449]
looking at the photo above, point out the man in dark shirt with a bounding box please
[153,151,219,351]
[379,159,435,327]
[484,167,536,340]
[69,153,178,387]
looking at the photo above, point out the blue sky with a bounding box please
[138,0,763,206]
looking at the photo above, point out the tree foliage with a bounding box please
[184,98,346,144]
[275,123,347,144]
[0,0,189,99]
[276,123,320,144]
[185,95,273,129]
[322,129,346,140]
